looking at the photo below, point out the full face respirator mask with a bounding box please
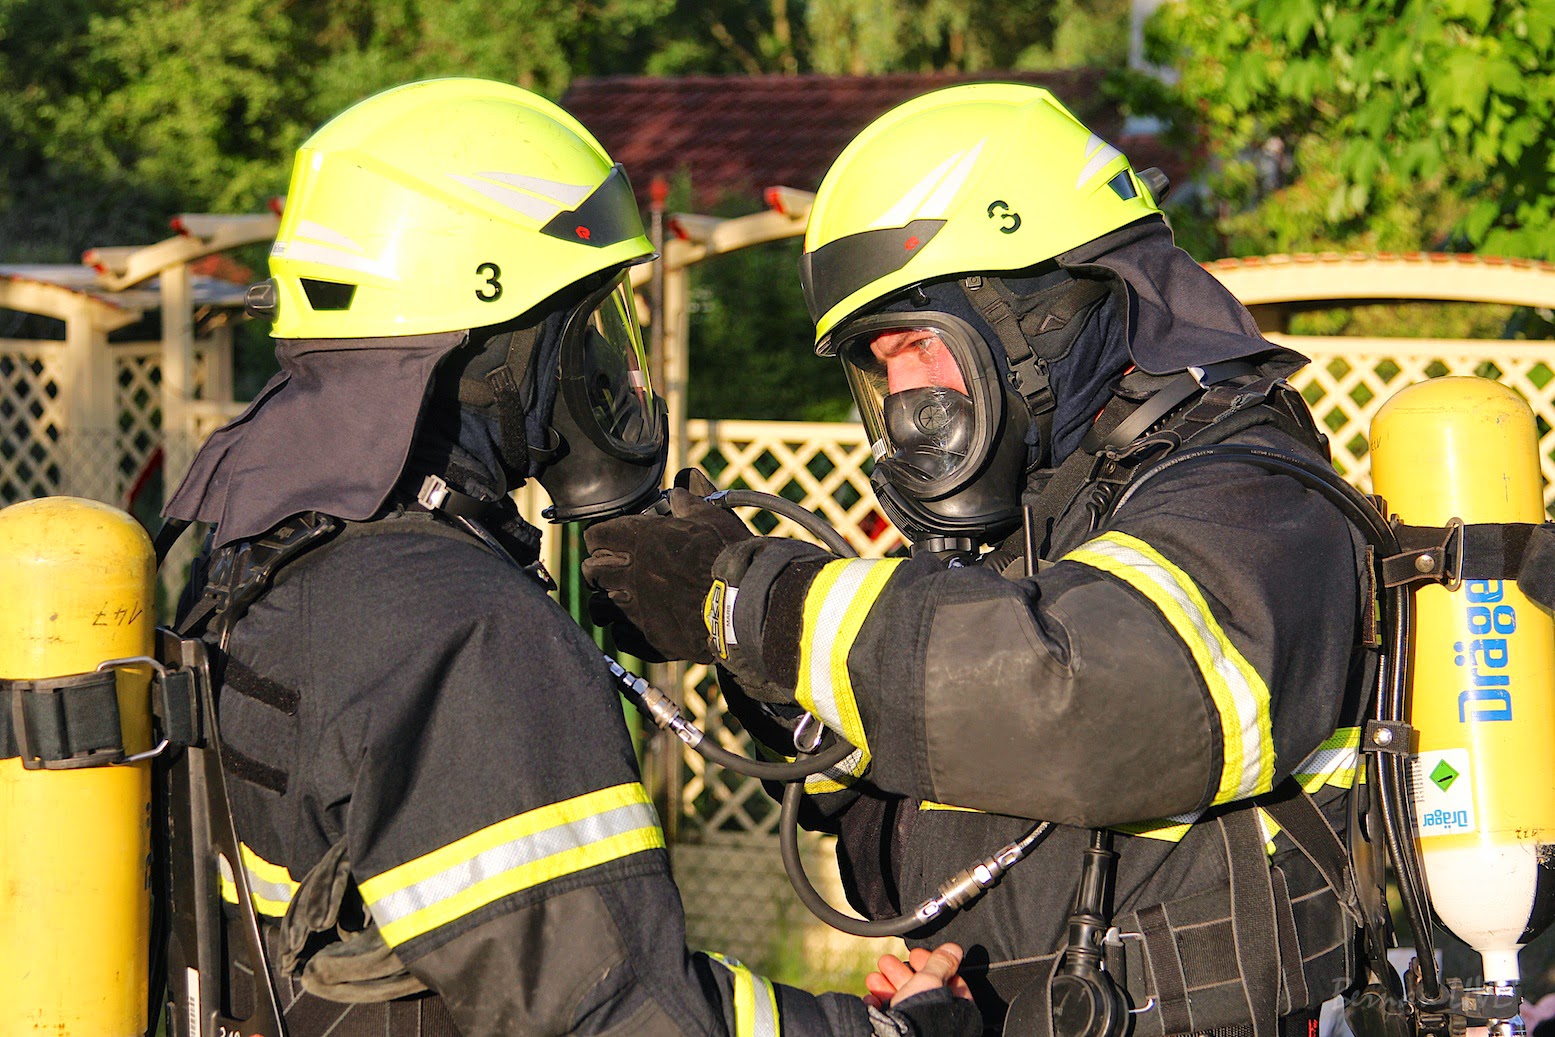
[828,304,1031,545]
[824,269,1119,546]
[459,270,666,522]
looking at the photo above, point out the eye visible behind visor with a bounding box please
[831,310,999,497]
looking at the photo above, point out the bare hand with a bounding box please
[1521,992,1555,1030]
[863,944,974,1009]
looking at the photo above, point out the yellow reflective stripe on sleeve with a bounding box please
[803,744,870,795]
[1112,810,1202,843]
[707,953,780,1037]
[1114,806,1279,856]
[918,799,984,813]
[358,782,664,948]
[1293,726,1361,793]
[795,558,904,757]
[1064,531,1275,804]
[1256,806,1281,856]
[218,842,299,917]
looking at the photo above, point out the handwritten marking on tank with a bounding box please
[91,602,145,627]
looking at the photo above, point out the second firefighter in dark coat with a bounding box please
[583,84,1370,1036]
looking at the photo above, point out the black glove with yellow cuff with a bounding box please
[581,481,752,664]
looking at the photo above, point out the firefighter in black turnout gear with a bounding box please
[162,79,980,1037]
[583,85,1373,1036]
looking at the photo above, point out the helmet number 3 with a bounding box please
[986,200,1021,234]
[475,262,503,302]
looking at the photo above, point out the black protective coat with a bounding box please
[723,416,1367,1031]
[703,215,1373,1032]
[211,511,898,1037]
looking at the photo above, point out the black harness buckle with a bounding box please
[9,670,125,770]
[1381,517,1465,590]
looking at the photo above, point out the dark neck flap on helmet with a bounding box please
[164,331,468,548]
[1056,215,1306,379]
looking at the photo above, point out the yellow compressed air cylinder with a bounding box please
[1369,377,1555,984]
[0,497,155,1036]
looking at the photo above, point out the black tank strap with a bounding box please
[0,669,124,768]
[1137,901,1194,1034]
[1,656,204,768]
[1381,520,1539,589]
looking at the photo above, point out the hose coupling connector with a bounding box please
[936,855,1011,911]
[607,659,703,747]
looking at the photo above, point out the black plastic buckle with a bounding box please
[10,671,124,770]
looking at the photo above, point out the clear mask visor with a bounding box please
[559,274,663,461]
[836,317,991,492]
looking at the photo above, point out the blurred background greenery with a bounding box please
[6,0,1550,417]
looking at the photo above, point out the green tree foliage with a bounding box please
[1140,0,1555,260]
[686,235,853,422]
[294,0,672,116]
[0,0,673,261]
[617,0,1128,78]
[0,0,315,259]
[804,0,1129,76]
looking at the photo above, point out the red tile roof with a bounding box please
[561,71,1186,212]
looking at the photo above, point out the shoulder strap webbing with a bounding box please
[177,511,342,639]
[1261,784,1359,922]
[154,517,193,564]
[997,370,1293,567]
[1136,901,1193,1034]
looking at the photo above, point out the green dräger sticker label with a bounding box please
[1414,748,1475,837]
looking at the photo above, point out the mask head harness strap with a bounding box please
[452,273,612,480]
[452,324,547,476]
[960,271,1112,466]
[485,339,536,475]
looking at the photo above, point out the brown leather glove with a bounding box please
[582,484,752,664]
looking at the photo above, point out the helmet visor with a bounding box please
[558,274,663,461]
[833,311,1000,496]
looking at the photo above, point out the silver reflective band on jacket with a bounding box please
[707,953,781,1037]
[357,782,664,947]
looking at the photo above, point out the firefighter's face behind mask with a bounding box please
[537,273,667,522]
[834,310,1029,544]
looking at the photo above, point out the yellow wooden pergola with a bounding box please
[1206,251,1555,347]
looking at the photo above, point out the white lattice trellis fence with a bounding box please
[1287,338,1555,503]
[0,340,224,507]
